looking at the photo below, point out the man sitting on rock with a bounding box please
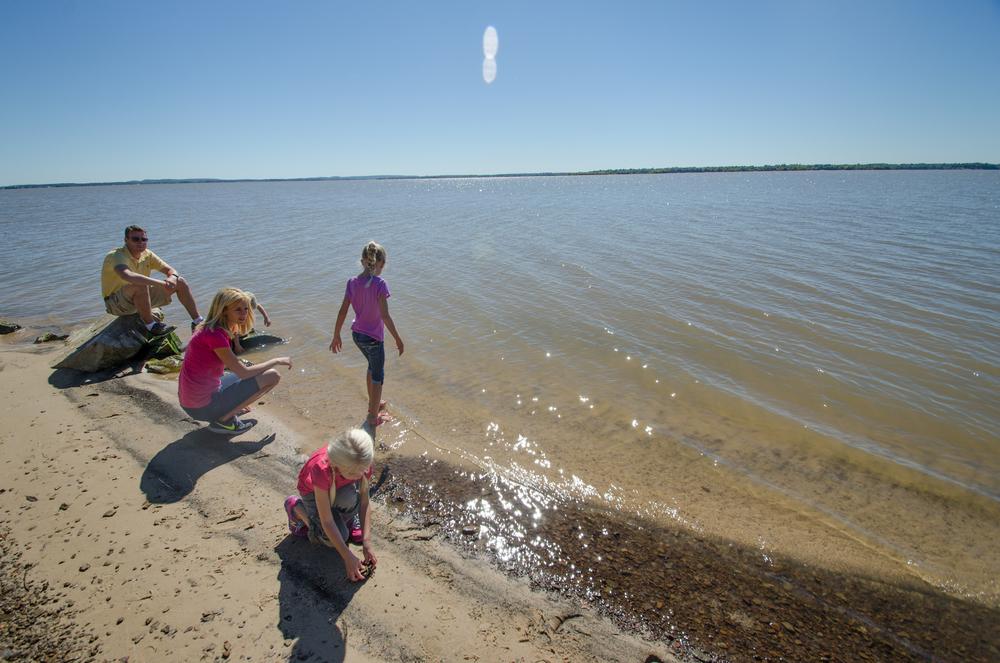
[101,225,202,336]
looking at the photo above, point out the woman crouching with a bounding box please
[178,287,292,435]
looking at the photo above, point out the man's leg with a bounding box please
[173,277,200,320]
[123,284,154,325]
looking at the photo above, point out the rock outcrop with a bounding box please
[52,314,160,373]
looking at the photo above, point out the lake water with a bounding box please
[2,171,998,611]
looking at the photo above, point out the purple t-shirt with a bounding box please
[346,275,390,342]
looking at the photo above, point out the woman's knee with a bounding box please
[259,368,281,388]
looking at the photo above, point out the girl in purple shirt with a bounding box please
[329,241,405,429]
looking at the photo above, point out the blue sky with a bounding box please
[1,1,998,186]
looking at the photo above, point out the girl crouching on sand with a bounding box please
[285,428,377,582]
[178,287,292,435]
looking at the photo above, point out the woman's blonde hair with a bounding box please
[360,241,387,276]
[327,428,375,479]
[203,287,255,337]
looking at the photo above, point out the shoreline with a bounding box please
[0,339,676,662]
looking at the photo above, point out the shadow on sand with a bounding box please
[274,536,366,663]
[140,425,274,504]
[48,357,148,389]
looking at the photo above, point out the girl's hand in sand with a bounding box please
[274,356,292,369]
[329,334,342,353]
[362,543,378,568]
[343,551,366,582]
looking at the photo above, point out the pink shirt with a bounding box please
[297,446,374,496]
[178,327,230,408]
[346,275,390,342]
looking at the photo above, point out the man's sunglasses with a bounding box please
[128,236,149,242]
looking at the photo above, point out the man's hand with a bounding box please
[163,274,179,292]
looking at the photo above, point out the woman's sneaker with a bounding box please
[208,417,255,436]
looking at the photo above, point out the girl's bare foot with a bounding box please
[366,411,392,427]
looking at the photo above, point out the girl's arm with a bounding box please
[231,336,245,355]
[213,345,292,379]
[315,486,365,581]
[256,303,271,327]
[379,297,404,356]
[329,295,351,353]
[359,474,377,566]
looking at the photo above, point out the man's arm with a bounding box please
[156,261,180,292]
[114,264,168,290]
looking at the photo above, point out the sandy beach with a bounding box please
[0,332,677,663]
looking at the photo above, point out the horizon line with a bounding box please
[3,161,998,190]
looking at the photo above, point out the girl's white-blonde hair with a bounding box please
[360,241,387,276]
[203,287,255,336]
[326,428,375,478]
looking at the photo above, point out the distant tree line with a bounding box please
[575,163,999,176]
[3,163,997,189]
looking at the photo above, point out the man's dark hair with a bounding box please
[124,225,146,238]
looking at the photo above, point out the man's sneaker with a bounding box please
[146,321,176,338]
[207,417,255,436]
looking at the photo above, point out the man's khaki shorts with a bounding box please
[104,285,172,316]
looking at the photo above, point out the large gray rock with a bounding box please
[52,314,155,373]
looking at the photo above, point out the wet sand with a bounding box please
[381,454,1000,661]
[0,338,675,662]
